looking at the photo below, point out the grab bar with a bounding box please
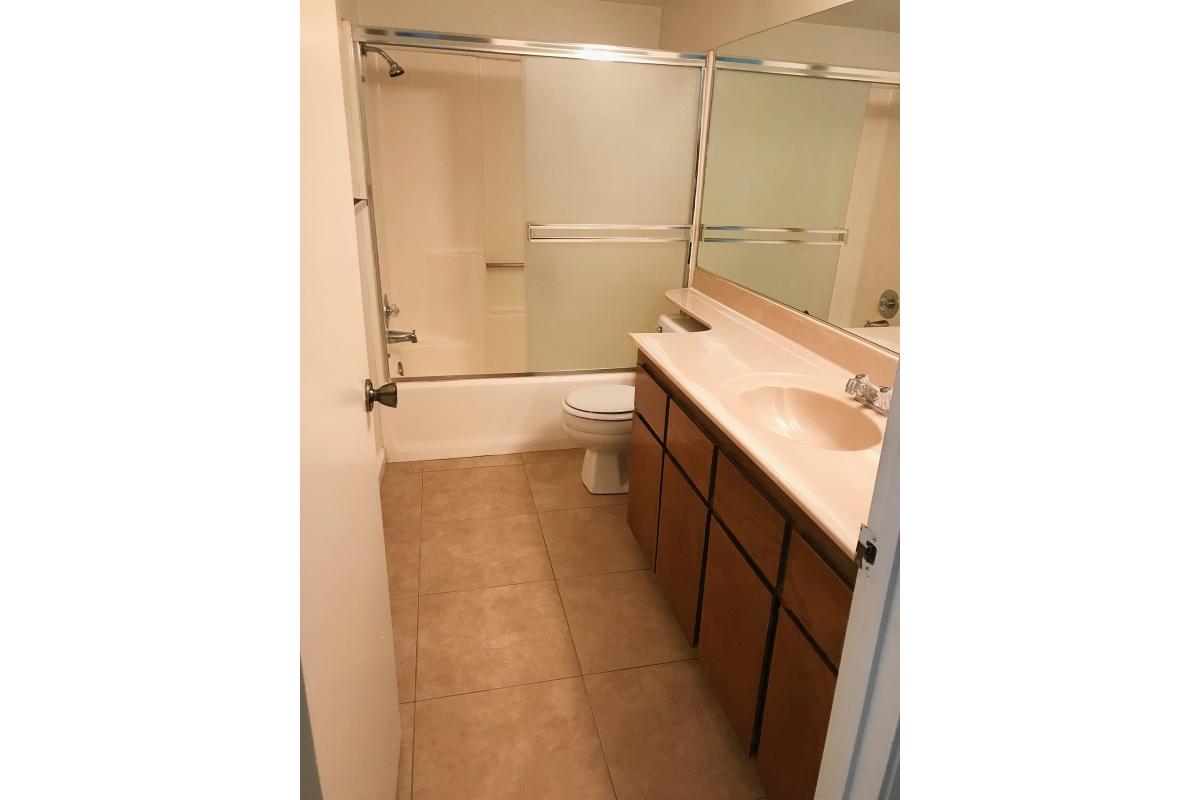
[701,225,848,246]
[528,223,692,244]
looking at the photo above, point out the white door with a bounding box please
[817,373,900,800]
[301,0,400,797]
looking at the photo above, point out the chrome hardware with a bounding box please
[857,524,879,575]
[387,329,417,344]
[864,319,890,327]
[878,289,899,319]
[845,373,891,416]
[364,379,398,412]
[701,224,849,246]
[485,262,524,269]
[383,294,399,320]
[527,223,692,244]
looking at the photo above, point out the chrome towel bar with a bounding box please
[700,225,848,246]
[527,223,692,244]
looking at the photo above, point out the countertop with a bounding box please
[629,288,888,558]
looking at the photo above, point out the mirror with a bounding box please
[697,0,900,352]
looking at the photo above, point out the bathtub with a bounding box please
[379,371,635,462]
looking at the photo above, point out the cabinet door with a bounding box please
[627,413,663,566]
[697,521,773,751]
[755,613,838,800]
[634,363,668,441]
[665,400,715,495]
[780,530,853,668]
[655,457,708,643]
[712,454,786,582]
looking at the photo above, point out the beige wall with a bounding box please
[348,0,662,47]
[658,0,850,52]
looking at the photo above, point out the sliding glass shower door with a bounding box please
[523,57,703,372]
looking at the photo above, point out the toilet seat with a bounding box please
[562,385,635,421]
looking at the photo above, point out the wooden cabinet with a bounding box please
[634,364,668,440]
[755,613,838,800]
[665,400,714,494]
[712,453,786,582]
[697,521,774,751]
[630,350,857,786]
[780,530,853,667]
[627,413,663,566]
[654,457,708,643]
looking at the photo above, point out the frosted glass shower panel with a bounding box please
[523,58,702,371]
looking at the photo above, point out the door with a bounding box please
[301,0,401,798]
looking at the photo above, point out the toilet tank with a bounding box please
[655,313,708,333]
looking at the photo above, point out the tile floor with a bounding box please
[381,447,766,800]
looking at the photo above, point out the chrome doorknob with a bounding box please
[364,379,398,412]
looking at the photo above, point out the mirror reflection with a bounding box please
[698,0,900,351]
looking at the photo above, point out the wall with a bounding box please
[658,0,850,52]
[348,0,662,47]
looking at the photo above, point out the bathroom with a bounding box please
[331,0,899,798]
[12,0,1200,798]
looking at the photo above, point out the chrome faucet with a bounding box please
[387,329,418,344]
[845,373,892,416]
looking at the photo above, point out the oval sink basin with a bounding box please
[719,373,884,452]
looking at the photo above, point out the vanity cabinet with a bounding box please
[627,351,858,800]
[627,413,663,566]
[654,456,709,643]
[697,520,774,751]
[755,611,838,800]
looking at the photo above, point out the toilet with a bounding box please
[561,384,636,494]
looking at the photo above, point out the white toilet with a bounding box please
[561,384,636,494]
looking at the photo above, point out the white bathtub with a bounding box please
[379,371,635,462]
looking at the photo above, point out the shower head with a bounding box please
[362,45,405,78]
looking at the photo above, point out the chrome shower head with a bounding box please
[362,45,405,78]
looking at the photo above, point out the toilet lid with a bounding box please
[563,385,635,418]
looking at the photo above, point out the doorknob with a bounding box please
[364,379,398,412]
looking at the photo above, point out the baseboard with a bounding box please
[377,446,387,483]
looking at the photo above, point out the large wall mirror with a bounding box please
[696,0,900,352]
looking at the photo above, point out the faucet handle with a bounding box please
[846,373,869,395]
[875,386,892,412]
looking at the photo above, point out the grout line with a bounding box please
[416,577,557,599]
[527,461,618,798]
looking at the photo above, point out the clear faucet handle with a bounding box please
[846,373,869,394]
[875,386,892,411]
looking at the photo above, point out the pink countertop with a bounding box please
[630,288,888,558]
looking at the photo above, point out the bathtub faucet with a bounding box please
[387,329,418,344]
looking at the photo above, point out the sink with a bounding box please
[718,373,884,452]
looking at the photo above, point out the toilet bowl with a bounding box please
[561,384,635,494]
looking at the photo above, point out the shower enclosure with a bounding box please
[352,29,707,380]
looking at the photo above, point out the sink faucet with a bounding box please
[387,329,418,344]
[845,373,892,416]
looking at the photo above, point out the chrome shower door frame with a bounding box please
[349,27,711,381]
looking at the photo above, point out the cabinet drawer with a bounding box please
[697,523,773,751]
[655,457,708,643]
[665,400,714,495]
[755,613,838,800]
[634,365,668,441]
[712,454,786,582]
[627,414,663,566]
[780,531,852,667]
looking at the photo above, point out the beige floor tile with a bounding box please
[584,661,763,800]
[397,702,414,800]
[520,447,585,464]
[419,514,552,595]
[524,457,628,512]
[416,581,579,699]
[386,461,422,475]
[421,465,534,523]
[381,472,422,529]
[385,527,420,598]
[412,678,614,800]
[539,505,647,579]
[558,570,693,674]
[391,595,418,704]
[422,453,523,472]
